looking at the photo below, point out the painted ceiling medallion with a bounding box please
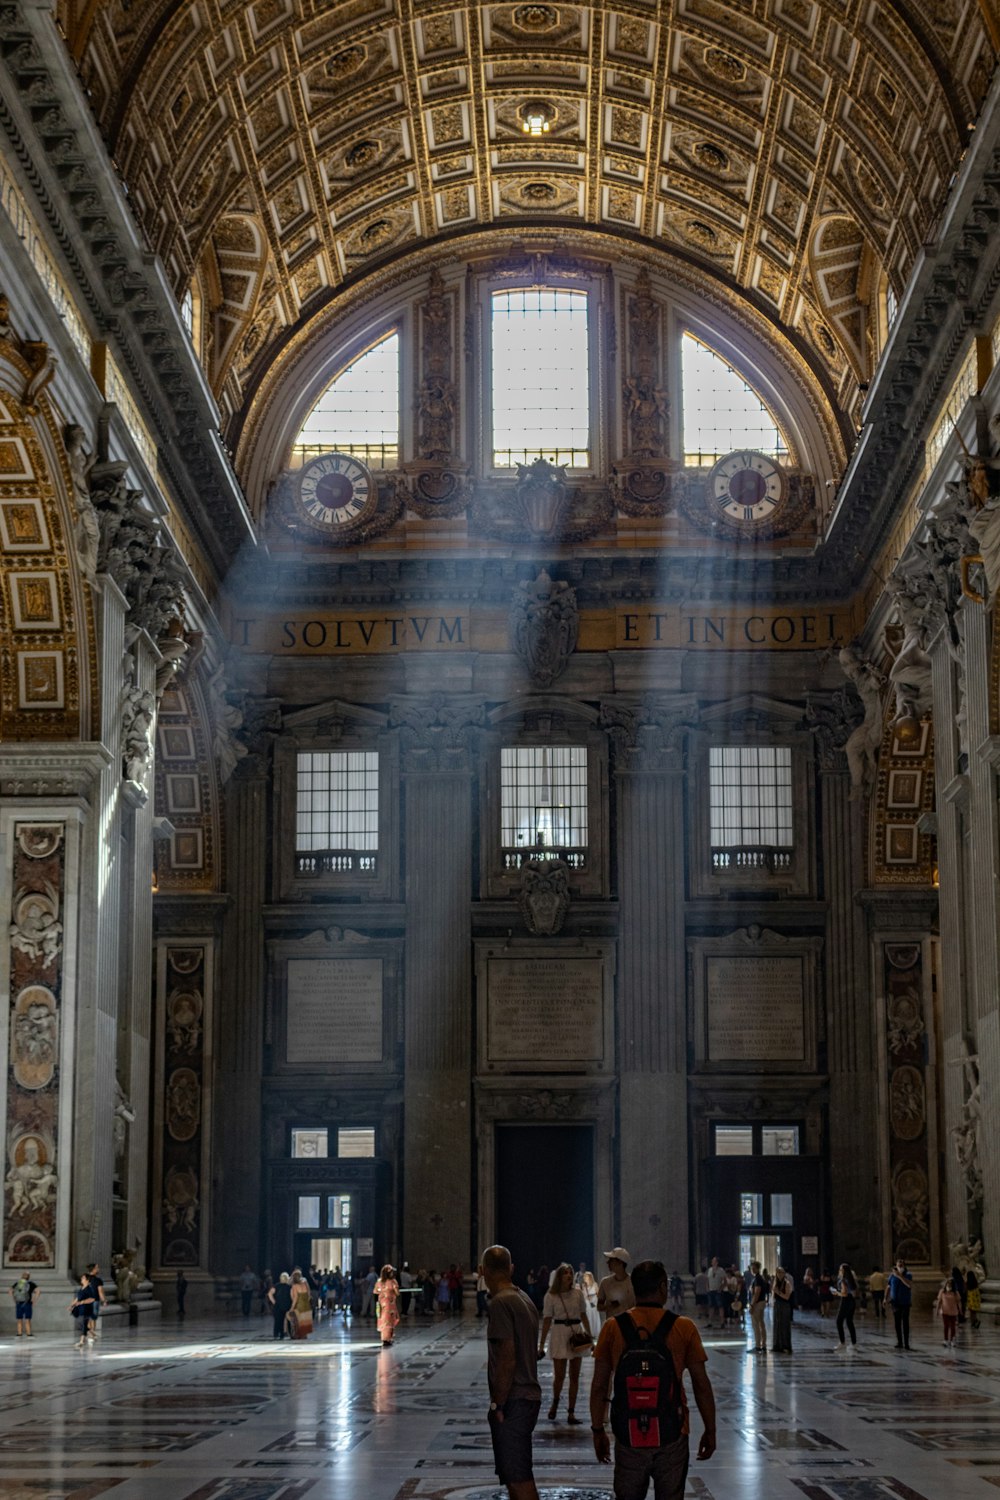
[512,4,560,31]
[695,141,730,171]
[520,181,558,202]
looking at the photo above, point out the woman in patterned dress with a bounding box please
[289,1270,313,1339]
[375,1264,400,1346]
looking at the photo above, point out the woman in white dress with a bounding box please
[537,1262,591,1423]
[580,1269,601,1340]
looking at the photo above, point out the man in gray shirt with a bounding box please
[481,1244,542,1500]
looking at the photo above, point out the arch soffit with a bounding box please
[236,229,850,519]
[0,340,96,743]
[65,0,994,426]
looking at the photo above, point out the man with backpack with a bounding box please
[588,1259,716,1499]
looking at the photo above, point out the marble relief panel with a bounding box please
[157,943,209,1269]
[883,941,931,1265]
[3,821,65,1267]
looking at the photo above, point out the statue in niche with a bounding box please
[518,858,571,935]
[837,643,885,800]
[113,1079,135,1172]
[509,568,578,688]
[111,1248,141,1305]
[5,1135,57,1216]
[63,423,100,581]
[949,1237,986,1281]
[9,883,62,968]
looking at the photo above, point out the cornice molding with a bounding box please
[0,2,256,580]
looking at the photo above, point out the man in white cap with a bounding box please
[597,1248,635,1322]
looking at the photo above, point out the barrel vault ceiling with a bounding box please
[60,0,997,436]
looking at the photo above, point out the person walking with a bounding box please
[748,1261,768,1354]
[175,1269,188,1317]
[966,1269,982,1329]
[269,1272,293,1339]
[668,1273,684,1314]
[868,1264,886,1323]
[833,1263,858,1350]
[481,1243,542,1500]
[239,1264,256,1317]
[771,1267,793,1353]
[361,1264,378,1318]
[289,1270,313,1340]
[935,1277,962,1349]
[706,1256,726,1329]
[589,1258,716,1500]
[375,1263,400,1346]
[68,1274,98,1348]
[581,1270,601,1340]
[886,1258,913,1350]
[538,1262,591,1424]
[598,1248,635,1322]
[9,1273,39,1337]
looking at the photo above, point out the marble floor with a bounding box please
[1,1301,998,1499]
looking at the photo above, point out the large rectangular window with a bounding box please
[491,288,590,467]
[709,746,793,869]
[291,1128,328,1159]
[500,746,588,868]
[337,1127,376,1158]
[296,751,378,875]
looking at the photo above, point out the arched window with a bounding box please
[491,288,590,468]
[681,333,789,467]
[292,331,400,468]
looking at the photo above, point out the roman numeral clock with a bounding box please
[709,449,787,526]
[289,451,380,542]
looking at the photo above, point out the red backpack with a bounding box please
[610,1311,684,1448]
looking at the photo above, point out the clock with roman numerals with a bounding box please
[292,451,377,538]
[709,449,788,528]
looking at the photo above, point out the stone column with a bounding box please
[212,737,271,1274]
[960,602,1000,1303]
[395,702,480,1269]
[120,632,158,1266]
[817,747,880,1264]
[604,700,693,1272]
[927,625,974,1254]
[71,574,129,1275]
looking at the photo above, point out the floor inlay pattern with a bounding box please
[2,1304,1000,1498]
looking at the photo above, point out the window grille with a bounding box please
[682,333,789,467]
[337,1127,376,1158]
[291,331,400,469]
[709,746,793,872]
[491,289,590,467]
[500,746,588,869]
[295,751,379,876]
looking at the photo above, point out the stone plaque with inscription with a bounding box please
[487,957,605,1065]
[706,955,804,1062]
[286,958,383,1063]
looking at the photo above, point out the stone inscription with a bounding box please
[487,958,604,1064]
[706,956,804,1062]
[286,959,383,1063]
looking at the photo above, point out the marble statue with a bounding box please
[114,1079,136,1168]
[837,643,885,800]
[950,1044,983,1207]
[63,422,100,581]
[207,664,248,784]
[122,674,156,784]
[886,574,934,722]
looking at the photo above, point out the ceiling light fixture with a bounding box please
[521,101,554,136]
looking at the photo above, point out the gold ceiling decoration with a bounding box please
[61,0,995,436]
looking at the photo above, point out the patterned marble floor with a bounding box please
[1,1300,998,1499]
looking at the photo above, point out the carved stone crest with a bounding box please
[518,858,571,935]
[472,461,613,541]
[509,569,578,687]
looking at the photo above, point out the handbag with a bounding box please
[562,1293,593,1349]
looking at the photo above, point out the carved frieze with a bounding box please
[622,268,668,460]
[417,268,456,462]
[391,694,484,772]
[601,695,696,772]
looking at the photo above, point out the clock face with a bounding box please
[294,451,376,535]
[709,450,787,524]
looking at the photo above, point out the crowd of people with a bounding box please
[236,1261,470,1343]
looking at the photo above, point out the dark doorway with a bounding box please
[496,1124,594,1283]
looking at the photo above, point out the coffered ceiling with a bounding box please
[61,0,997,437]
